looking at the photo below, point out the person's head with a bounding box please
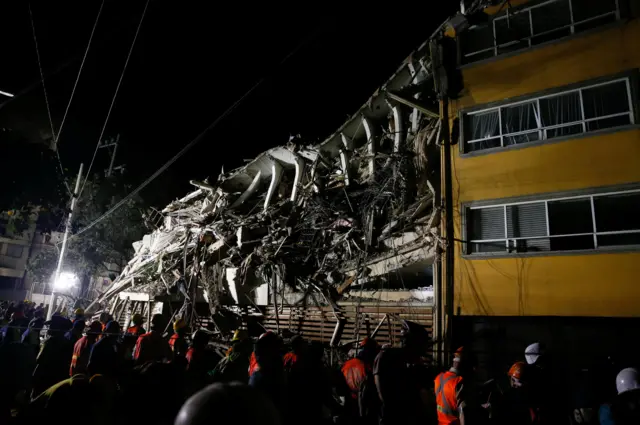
[358,337,380,362]
[45,315,72,336]
[151,314,166,331]
[71,319,85,335]
[74,308,85,318]
[192,330,211,350]
[34,308,44,319]
[131,313,144,326]
[87,321,103,340]
[452,346,476,374]
[104,320,121,337]
[525,342,545,367]
[254,331,281,366]
[400,320,430,355]
[174,318,188,336]
[508,361,528,389]
[308,341,324,363]
[290,335,307,355]
[174,383,281,425]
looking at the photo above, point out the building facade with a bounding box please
[444,0,640,371]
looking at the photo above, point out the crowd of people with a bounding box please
[1,300,640,425]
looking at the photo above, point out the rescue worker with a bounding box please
[342,337,380,422]
[174,382,282,425]
[492,361,536,425]
[88,320,124,377]
[210,332,252,384]
[65,318,85,345]
[250,331,274,378]
[374,320,432,425]
[249,331,285,417]
[2,310,29,344]
[133,313,171,364]
[32,314,74,397]
[70,320,103,376]
[434,347,473,425]
[169,317,190,360]
[127,313,146,337]
[283,334,306,371]
[611,367,640,425]
[185,329,220,394]
[73,307,86,326]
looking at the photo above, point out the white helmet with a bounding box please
[525,342,543,365]
[616,367,640,395]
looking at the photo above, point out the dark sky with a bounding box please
[0,1,455,208]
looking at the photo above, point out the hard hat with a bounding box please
[174,318,187,331]
[453,346,465,361]
[508,361,527,381]
[616,367,640,395]
[360,337,379,350]
[232,329,247,342]
[74,308,85,316]
[525,342,544,365]
[131,313,144,325]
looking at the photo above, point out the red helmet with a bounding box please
[508,361,527,381]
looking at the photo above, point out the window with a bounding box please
[5,244,24,258]
[460,0,620,64]
[466,189,640,255]
[463,77,634,153]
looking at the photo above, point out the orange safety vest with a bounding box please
[342,358,367,399]
[434,370,463,425]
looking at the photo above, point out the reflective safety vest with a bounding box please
[434,370,463,425]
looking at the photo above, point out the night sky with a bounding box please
[0,2,455,208]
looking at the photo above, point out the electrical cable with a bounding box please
[54,0,105,150]
[28,2,72,195]
[78,0,150,197]
[70,28,318,241]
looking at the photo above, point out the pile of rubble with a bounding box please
[90,38,442,330]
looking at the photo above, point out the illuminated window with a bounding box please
[466,189,640,255]
[462,77,634,153]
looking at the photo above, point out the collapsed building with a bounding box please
[89,32,449,351]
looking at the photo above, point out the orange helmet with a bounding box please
[453,346,465,361]
[508,361,527,381]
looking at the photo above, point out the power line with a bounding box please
[53,0,105,150]
[28,2,72,195]
[71,30,318,241]
[79,0,150,197]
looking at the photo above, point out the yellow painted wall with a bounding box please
[447,19,640,317]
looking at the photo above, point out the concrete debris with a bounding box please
[89,39,442,334]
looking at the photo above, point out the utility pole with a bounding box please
[99,134,120,177]
[47,163,83,320]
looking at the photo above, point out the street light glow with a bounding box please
[54,272,78,290]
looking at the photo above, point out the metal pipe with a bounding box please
[363,117,375,176]
[230,170,262,209]
[385,106,405,168]
[339,149,350,186]
[263,157,283,211]
[290,154,305,203]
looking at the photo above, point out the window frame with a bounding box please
[461,0,622,64]
[463,186,640,257]
[459,72,638,155]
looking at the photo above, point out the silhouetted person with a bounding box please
[32,314,73,397]
[88,320,123,377]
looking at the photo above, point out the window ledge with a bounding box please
[461,244,640,260]
[459,20,627,71]
[459,124,640,158]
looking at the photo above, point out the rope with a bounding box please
[79,0,150,197]
[28,2,72,195]
[54,0,105,150]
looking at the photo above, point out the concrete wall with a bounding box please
[446,19,640,317]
